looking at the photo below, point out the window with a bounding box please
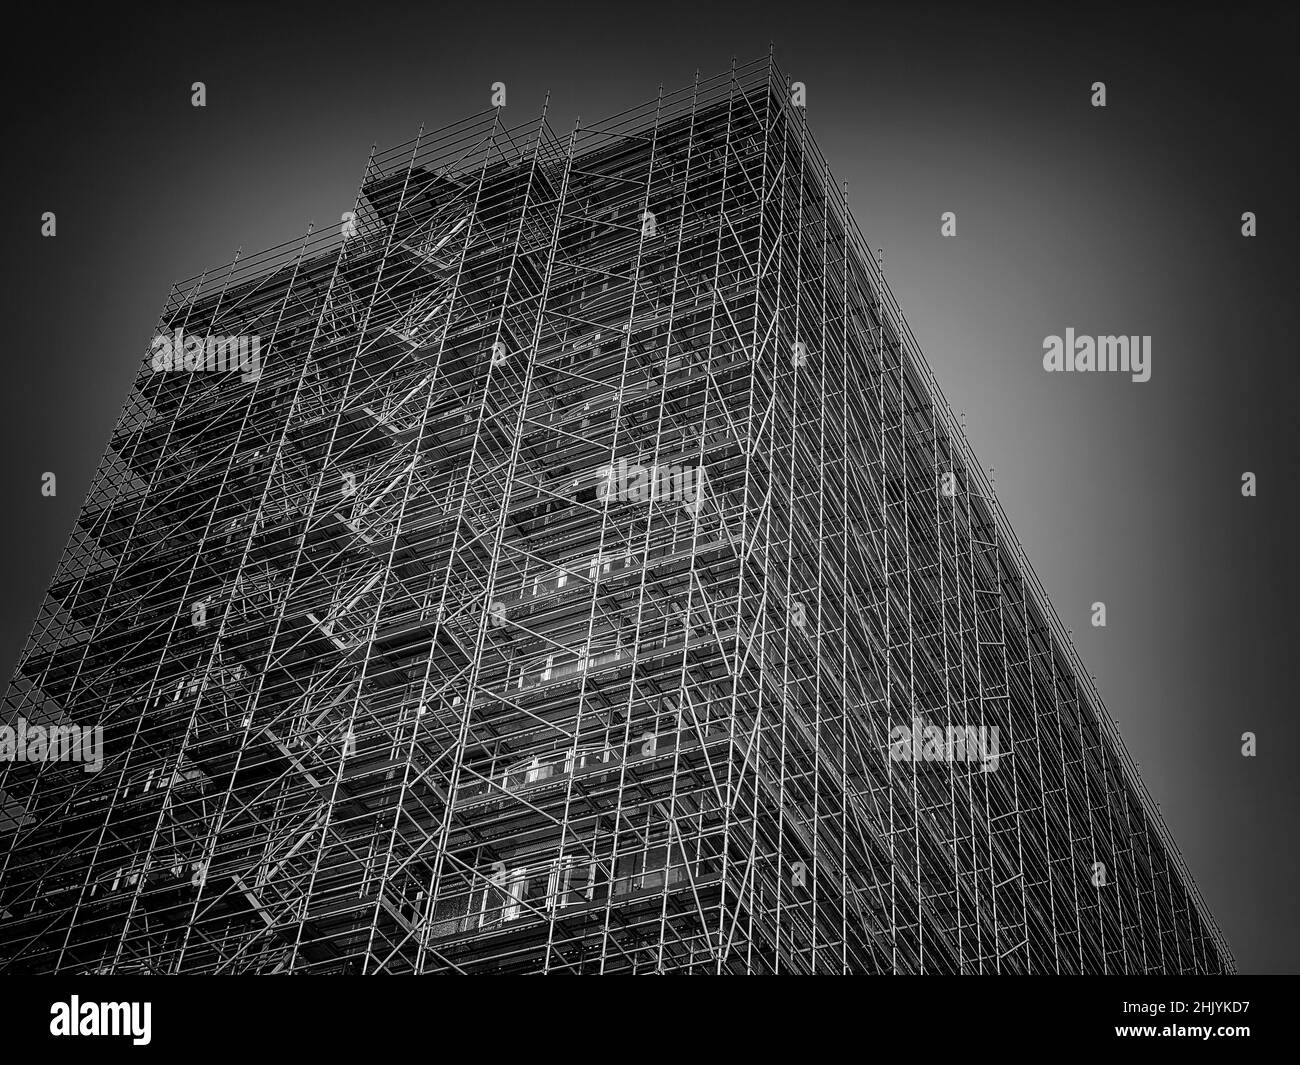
[502,869,527,923]
[546,857,573,911]
[642,846,668,891]
[479,865,522,928]
[614,850,645,896]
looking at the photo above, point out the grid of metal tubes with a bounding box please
[0,57,1232,974]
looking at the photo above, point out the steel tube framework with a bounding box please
[0,56,1232,974]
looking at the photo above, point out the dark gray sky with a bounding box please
[3,0,1295,972]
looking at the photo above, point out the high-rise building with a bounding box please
[0,58,1231,974]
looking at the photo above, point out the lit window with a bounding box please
[502,869,526,922]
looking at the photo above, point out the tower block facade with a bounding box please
[0,59,1231,974]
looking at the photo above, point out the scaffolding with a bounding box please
[0,57,1232,974]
